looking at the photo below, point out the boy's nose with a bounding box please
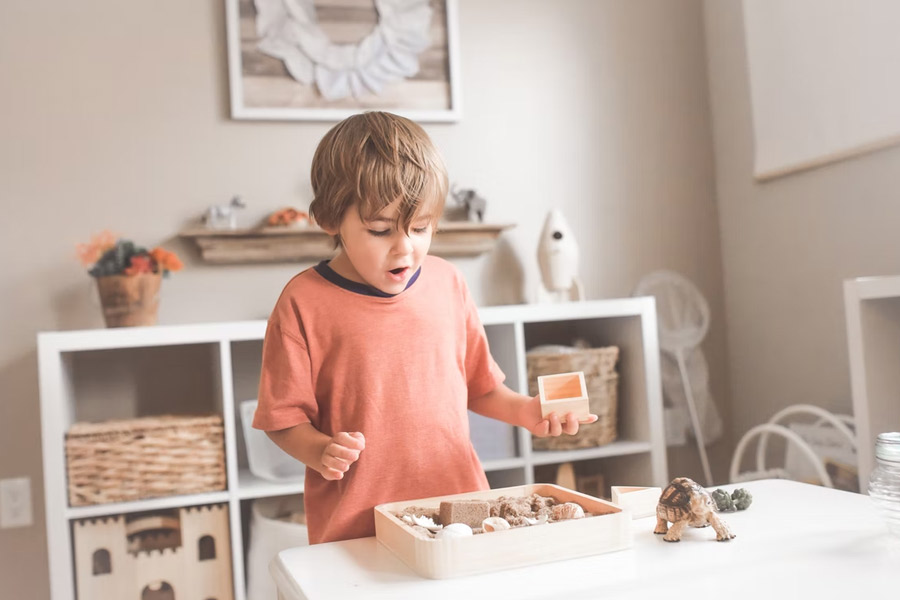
[392,232,414,254]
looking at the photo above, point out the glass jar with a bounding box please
[868,432,900,537]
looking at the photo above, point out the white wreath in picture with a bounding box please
[254,0,433,101]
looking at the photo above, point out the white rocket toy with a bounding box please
[536,209,584,302]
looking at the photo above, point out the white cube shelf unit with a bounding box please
[844,275,900,491]
[38,297,666,600]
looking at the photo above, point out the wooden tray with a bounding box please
[374,483,631,579]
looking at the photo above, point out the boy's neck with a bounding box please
[315,260,421,298]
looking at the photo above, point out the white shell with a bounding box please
[481,517,511,533]
[523,515,549,526]
[551,502,585,520]
[435,523,474,539]
[402,514,442,532]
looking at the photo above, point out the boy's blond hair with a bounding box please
[309,111,448,245]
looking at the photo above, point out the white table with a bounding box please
[271,480,897,600]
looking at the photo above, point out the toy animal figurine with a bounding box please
[204,195,246,230]
[448,184,487,222]
[654,477,735,542]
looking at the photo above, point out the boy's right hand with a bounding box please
[320,431,365,481]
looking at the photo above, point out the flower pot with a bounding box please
[95,273,161,327]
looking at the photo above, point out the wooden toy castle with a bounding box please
[72,503,233,600]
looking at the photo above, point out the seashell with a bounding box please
[435,523,474,539]
[481,517,511,533]
[403,514,442,532]
[551,502,585,520]
[523,515,549,526]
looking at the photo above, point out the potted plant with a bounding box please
[77,231,183,327]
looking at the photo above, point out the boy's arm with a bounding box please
[267,423,365,481]
[468,383,598,437]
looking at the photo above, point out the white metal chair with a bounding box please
[729,404,856,488]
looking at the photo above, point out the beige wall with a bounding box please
[0,1,726,596]
[704,1,900,456]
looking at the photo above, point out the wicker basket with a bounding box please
[65,414,226,506]
[528,347,619,451]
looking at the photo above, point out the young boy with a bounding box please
[253,111,595,544]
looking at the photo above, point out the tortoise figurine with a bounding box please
[654,477,735,542]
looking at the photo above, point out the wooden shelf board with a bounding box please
[237,468,305,500]
[529,440,653,466]
[179,222,515,263]
[66,490,231,519]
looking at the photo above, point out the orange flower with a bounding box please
[150,247,183,273]
[76,230,118,267]
[124,255,154,276]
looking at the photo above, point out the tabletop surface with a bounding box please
[271,479,898,600]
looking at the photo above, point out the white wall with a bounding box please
[0,1,726,596]
[704,0,900,458]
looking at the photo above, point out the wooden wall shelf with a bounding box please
[179,222,515,264]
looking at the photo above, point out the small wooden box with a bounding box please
[374,484,632,579]
[611,486,662,519]
[537,371,590,422]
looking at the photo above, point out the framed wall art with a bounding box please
[225,0,461,122]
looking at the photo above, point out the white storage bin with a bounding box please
[240,399,306,481]
[247,495,308,600]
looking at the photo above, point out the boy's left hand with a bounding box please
[525,394,598,438]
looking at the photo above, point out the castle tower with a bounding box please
[73,515,131,599]
[178,504,234,600]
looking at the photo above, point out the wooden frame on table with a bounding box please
[225,0,462,122]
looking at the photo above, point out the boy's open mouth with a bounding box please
[389,267,407,275]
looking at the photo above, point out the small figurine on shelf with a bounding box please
[204,195,246,230]
[654,477,735,542]
[267,207,311,227]
[446,184,487,222]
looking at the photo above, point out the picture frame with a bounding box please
[225,0,462,122]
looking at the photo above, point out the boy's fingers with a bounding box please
[336,431,366,450]
[532,420,550,437]
[580,414,599,424]
[563,412,579,435]
[547,412,562,437]
[322,468,344,481]
[322,452,353,471]
[328,444,361,463]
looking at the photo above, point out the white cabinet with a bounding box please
[844,275,900,491]
[38,298,665,600]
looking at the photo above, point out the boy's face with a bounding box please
[324,200,434,295]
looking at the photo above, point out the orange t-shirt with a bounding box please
[253,256,505,544]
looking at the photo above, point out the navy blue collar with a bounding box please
[314,260,421,297]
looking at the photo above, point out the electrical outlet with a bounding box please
[0,477,33,528]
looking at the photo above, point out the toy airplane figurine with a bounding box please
[536,209,584,303]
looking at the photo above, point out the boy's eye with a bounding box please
[368,229,390,237]
[412,226,429,234]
